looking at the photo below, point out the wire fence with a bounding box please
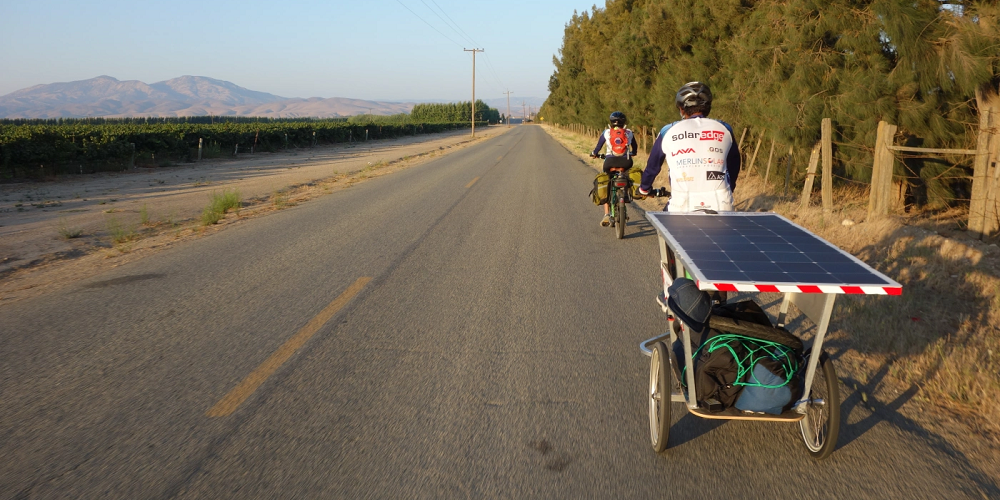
[552,116,999,238]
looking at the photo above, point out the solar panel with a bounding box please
[646,212,902,295]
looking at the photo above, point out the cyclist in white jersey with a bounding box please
[591,111,638,226]
[637,82,741,212]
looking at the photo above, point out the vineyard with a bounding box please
[0,118,487,179]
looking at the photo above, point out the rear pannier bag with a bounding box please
[590,172,610,205]
[628,167,643,198]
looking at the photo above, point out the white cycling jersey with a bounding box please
[656,117,736,212]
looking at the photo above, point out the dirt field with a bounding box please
[0,126,511,304]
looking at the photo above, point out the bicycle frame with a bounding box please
[608,170,630,218]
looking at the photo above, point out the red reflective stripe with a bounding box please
[798,285,823,294]
[886,287,902,296]
[841,286,864,294]
[756,285,779,293]
[715,283,738,292]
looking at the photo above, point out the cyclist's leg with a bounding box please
[600,159,616,226]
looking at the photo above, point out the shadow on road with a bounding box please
[667,413,728,449]
[625,211,658,240]
[836,362,1000,497]
[751,295,1000,497]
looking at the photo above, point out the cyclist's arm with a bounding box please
[721,122,742,192]
[592,133,607,156]
[629,134,638,156]
[639,132,667,193]
[727,144,741,192]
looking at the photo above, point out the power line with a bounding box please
[419,0,476,47]
[430,0,479,46]
[482,52,507,93]
[398,0,508,100]
[395,0,462,48]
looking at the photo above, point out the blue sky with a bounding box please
[0,0,596,102]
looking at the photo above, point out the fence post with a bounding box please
[868,121,885,218]
[821,117,833,213]
[969,108,992,237]
[784,145,793,198]
[739,128,748,151]
[764,138,775,186]
[868,121,897,219]
[985,147,999,237]
[198,138,202,161]
[800,142,821,208]
[986,109,1000,237]
[747,136,762,175]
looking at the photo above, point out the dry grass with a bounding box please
[737,159,1000,440]
[201,189,242,226]
[545,124,1000,441]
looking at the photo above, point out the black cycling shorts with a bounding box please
[602,155,633,173]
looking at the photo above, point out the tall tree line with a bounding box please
[541,0,999,206]
[411,101,501,124]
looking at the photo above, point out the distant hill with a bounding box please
[0,76,415,118]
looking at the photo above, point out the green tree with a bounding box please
[541,0,999,207]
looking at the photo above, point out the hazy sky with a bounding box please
[0,0,595,101]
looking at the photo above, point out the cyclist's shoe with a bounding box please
[600,214,611,227]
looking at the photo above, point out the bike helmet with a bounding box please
[675,82,712,115]
[609,111,627,128]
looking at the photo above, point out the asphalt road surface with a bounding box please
[2,126,996,499]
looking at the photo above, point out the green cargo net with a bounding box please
[682,333,800,388]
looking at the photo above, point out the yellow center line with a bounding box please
[465,177,480,189]
[206,276,372,417]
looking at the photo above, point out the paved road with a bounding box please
[1,126,996,498]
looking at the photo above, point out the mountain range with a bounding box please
[0,76,548,119]
[0,76,415,119]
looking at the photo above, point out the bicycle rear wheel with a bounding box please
[615,197,626,239]
[799,351,841,459]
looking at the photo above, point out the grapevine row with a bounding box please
[0,120,484,179]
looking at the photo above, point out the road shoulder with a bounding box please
[0,126,511,305]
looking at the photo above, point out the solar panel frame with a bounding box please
[646,212,902,293]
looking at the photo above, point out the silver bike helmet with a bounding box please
[675,82,712,115]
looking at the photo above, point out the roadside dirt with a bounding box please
[0,126,511,304]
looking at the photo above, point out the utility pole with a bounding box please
[522,101,526,124]
[503,90,513,128]
[464,48,484,137]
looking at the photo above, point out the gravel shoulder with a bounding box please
[0,126,511,304]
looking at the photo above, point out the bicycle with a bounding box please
[591,154,667,239]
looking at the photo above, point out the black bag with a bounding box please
[692,330,745,410]
[683,301,805,413]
